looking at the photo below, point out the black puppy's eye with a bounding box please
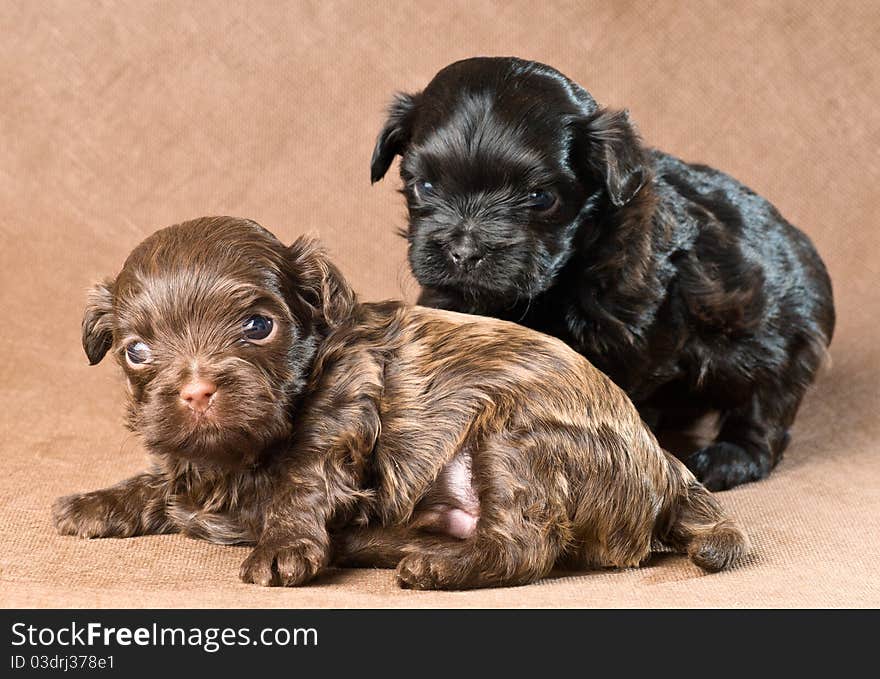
[414,180,435,201]
[125,341,152,367]
[242,315,274,342]
[526,189,557,211]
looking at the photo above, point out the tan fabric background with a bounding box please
[1,0,878,608]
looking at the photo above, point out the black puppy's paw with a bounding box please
[686,442,772,491]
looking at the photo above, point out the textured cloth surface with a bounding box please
[1,0,878,608]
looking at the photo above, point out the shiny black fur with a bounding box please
[370,57,835,490]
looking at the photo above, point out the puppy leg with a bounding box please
[241,368,384,587]
[396,432,568,590]
[686,329,828,490]
[240,433,380,587]
[331,526,457,568]
[53,473,172,538]
[240,465,348,587]
[686,386,801,491]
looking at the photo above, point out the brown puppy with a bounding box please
[53,216,747,589]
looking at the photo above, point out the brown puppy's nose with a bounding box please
[179,378,217,412]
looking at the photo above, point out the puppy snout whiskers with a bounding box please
[179,378,217,413]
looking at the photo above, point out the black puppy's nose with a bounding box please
[448,240,483,270]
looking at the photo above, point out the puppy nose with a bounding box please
[179,378,217,412]
[448,241,482,270]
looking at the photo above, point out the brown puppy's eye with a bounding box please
[242,315,274,342]
[413,180,435,201]
[125,341,152,367]
[527,189,557,212]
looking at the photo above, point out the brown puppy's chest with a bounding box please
[162,463,269,545]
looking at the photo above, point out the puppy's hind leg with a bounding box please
[686,331,829,491]
[395,431,569,590]
[331,525,460,569]
[686,396,775,491]
[686,382,803,491]
[660,471,749,571]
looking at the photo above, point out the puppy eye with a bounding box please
[125,341,152,367]
[527,189,557,212]
[413,180,436,201]
[242,315,274,342]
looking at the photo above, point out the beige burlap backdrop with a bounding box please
[1,0,878,607]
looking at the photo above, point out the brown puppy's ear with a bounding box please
[577,108,648,207]
[286,237,356,330]
[82,279,115,365]
[370,92,420,184]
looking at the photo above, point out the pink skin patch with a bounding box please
[412,452,480,539]
[416,505,479,539]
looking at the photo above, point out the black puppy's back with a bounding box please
[652,150,834,343]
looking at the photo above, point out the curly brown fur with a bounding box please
[371,56,835,491]
[54,216,747,589]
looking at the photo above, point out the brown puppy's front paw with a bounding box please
[239,540,326,587]
[52,492,124,539]
[396,553,461,590]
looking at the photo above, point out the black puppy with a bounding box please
[370,56,835,490]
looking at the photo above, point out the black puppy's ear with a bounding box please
[577,108,648,207]
[82,279,115,365]
[370,92,420,184]
[286,237,357,330]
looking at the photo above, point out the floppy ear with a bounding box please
[286,237,356,330]
[82,279,115,365]
[576,108,648,207]
[370,92,420,183]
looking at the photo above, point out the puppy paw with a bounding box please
[53,492,125,538]
[686,442,772,491]
[239,540,326,587]
[396,553,462,590]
